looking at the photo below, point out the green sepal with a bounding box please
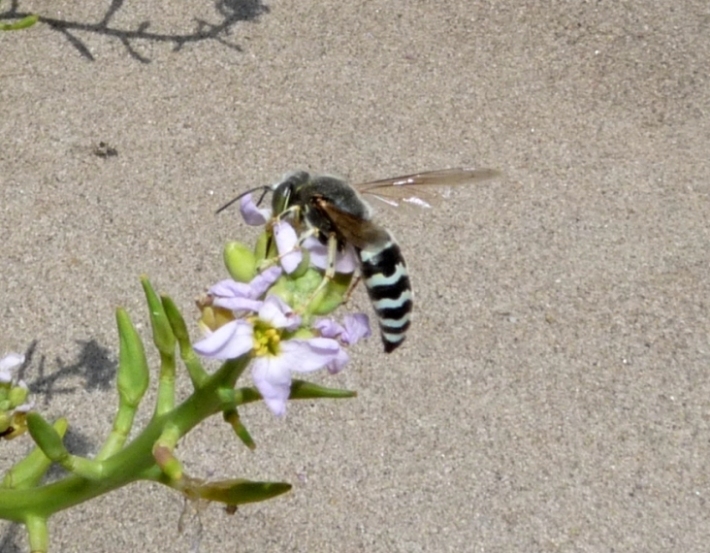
[116,308,149,407]
[289,379,357,400]
[195,479,291,505]
[2,418,68,489]
[0,14,38,31]
[224,241,257,282]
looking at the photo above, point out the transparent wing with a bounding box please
[355,167,500,209]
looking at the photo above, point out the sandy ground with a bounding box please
[1,1,710,551]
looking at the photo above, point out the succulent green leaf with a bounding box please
[116,309,150,407]
[290,379,357,400]
[223,408,255,449]
[26,413,68,464]
[162,295,209,386]
[197,479,291,505]
[2,418,68,489]
[141,278,176,356]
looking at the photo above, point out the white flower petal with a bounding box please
[0,353,24,372]
[274,221,302,274]
[193,320,254,360]
[258,295,300,330]
[0,353,24,382]
[252,357,292,416]
[280,338,341,373]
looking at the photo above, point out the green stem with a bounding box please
[0,356,248,522]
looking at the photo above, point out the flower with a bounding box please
[199,191,372,415]
[195,295,350,416]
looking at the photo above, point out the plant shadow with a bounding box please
[18,339,117,405]
[0,0,269,62]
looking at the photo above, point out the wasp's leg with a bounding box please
[342,275,362,304]
[293,231,353,315]
[307,231,339,297]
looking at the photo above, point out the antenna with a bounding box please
[215,185,272,215]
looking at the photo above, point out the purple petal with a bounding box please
[313,318,343,339]
[259,295,301,330]
[341,313,372,345]
[240,194,271,226]
[208,279,252,299]
[325,348,350,374]
[274,221,302,274]
[251,356,292,416]
[304,237,358,274]
[250,266,283,297]
[213,297,263,312]
[314,314,371,346]
[280,337,341,373]
[208,280,262,312]
[193,320,254,359]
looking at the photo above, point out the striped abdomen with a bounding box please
[358,235,413,352]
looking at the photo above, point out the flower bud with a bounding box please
[223,241,257,283]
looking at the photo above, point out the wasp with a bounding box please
[218,167,499,352]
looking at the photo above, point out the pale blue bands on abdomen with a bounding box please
[359,238,412,353]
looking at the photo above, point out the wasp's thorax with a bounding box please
[272,172,373,242]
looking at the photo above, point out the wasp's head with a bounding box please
[270,171,311,216]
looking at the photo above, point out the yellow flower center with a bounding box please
[252,322,282,357]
